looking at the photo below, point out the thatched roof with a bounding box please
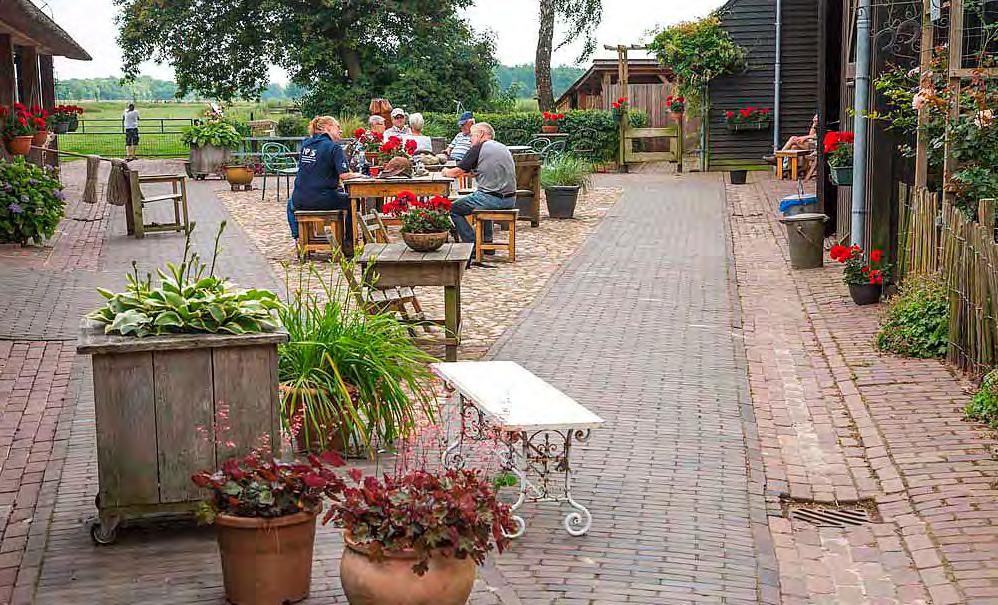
[0,0,90,60]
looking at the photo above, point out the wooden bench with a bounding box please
[775,149,809,181]
[433,361,604,537]
[295,210,345,259]
[471,209,518,263]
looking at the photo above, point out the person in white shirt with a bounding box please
[122,103,140,161]
[384,107,411,139]
[407,113,433,153]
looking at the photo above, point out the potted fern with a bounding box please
[540,155,593,219]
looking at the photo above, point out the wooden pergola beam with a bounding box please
[0,34,12,107]
[16,44,39,107]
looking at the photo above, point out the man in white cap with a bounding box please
[384,108,411,139]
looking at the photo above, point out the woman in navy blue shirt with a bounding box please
[287,116,362,246]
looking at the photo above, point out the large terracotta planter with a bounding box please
[224,165,255,186]
[340,533,475,605]
[6,136,33,156]
[31,131,49,147]
[541,124,559,133]
[848,283,882,306]
[401,230,448,252]
[215,507,321,605]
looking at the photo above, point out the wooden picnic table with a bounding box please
[344,175,454,247]
[358,242,473,362]
[432,360,604,538]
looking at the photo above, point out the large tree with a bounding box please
[114,0,498,113]
[534,0,602,111]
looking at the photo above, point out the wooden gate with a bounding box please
[624,126,683,168]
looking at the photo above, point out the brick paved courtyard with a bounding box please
[1,162,998,604]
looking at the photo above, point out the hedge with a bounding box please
[420,110,648,163]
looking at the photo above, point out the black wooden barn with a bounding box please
[705,0,820,171]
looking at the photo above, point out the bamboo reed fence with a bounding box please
[897,185,998,376]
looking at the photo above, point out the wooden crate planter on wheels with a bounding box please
[77,321,288,544]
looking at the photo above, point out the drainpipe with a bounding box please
[850,0,872,248]
[773,0,782,151]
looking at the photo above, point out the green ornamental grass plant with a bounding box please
[277,263,436,455]
[540,154,593,190]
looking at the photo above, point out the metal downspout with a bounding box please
[774,0,782,150]
[851,0,872,247]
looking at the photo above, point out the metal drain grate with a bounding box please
[790,507,870,528]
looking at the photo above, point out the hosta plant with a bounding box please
[181,119,243,149]
[323,468,517,575]
[88,223,281,336]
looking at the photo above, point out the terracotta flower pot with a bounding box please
[224,165,255,186]
[848,283,882,306]
[401,230,448,252]
[6,136,33,156]
[214,507,320,605]
[670,111,684,122]
[31,131,49,147]
[541,124,559,133]
[340,532,475,605]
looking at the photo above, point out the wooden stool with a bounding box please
[295,210,345,259]
[471,209,518,263]
[774,150,808,181]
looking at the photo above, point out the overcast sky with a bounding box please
[43,0,724,82]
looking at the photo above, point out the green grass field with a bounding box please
[57,101,297,158]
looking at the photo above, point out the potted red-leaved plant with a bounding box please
[830,244,890,305]
[191,450,347,605]
[383,192,454,252]
[325,467,517,605]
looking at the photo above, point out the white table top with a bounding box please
[432,361,604,431]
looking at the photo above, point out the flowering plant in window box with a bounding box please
[725,106,772,130]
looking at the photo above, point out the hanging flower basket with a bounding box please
[725,107,772,131]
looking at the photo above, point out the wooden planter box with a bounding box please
[77,319,288,544]
[726,122,771,131]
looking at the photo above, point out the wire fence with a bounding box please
[59,118,194,158]
[898,184,998,376]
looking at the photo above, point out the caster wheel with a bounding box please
[89,520,118,545]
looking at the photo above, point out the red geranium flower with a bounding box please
[829,244,848,261]
[870,249,883,263]
[404,138,417,155]
[739,108,752,118]
[353,128,365,139]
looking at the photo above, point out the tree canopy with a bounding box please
[535,0,602,110]
[114,0,498,114]
[495,64,586,99]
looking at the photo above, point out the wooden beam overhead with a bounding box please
[0,34,13,107]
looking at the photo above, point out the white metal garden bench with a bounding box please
[432,361,604,538]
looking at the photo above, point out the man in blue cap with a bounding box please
[445,111,475,161]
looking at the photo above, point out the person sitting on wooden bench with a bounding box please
[766,115,818,176]
[441,122,517,266]
[287,116,363,252]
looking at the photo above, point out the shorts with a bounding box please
[125,128,139,146]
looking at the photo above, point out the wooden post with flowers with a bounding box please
[613,45,630,171]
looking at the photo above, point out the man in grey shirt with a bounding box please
[442,122,516,261]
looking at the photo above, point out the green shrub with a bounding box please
[276,116,308,138]
[540,154,593,189]
[875,273,949,358]
[420,109,647,162]
[966,369,998,427]
[0,158,66,246]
